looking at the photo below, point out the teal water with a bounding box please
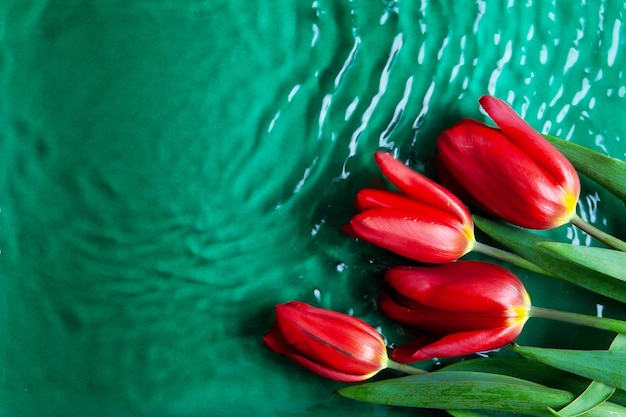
[2,1,626,416]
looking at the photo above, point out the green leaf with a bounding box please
[447,410,533,417]
[441,357,592,392]
[512,347,626,391]
[548,381,615,417]
[338,371,575,417]
[474,215,626,303]
[610,334,626,351]
[447,410,494,417]
[338,371,626,417]
[440,356,626,409]
[549,335,626,417]
[543,134,626,203]
[538,243,626,282]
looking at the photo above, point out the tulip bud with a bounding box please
[379,261,531,363]
[344,152,475,263]
[437,95,580,230]
[263,301,389,382]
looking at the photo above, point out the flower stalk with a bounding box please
[472,241,550,276]
[386,359,427,375]
[529,306,626,334]
[570,213,626,252]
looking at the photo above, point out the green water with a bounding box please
[2,1,626,416]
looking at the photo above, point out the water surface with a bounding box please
[2,1,626,415]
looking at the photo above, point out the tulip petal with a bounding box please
[284,350,382,382]
[340,224,357,237]
[349,208,474,263]
[378,291,514,334]
[264,327,381,382]
[373,152,473,229]
[479,95,580,200]
[391,324,525,363]
[438,121,573,229]
[354,189,431,212]
[384,262,530,314]
[279,301,384,342]
[274,302,387,375]
[263,325,292,355]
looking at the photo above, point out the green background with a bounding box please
[2,1,626,416]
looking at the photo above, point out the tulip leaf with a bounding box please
[548,381,615,417]
[609,333,626,351]
[537,242,626,282]
[473,215,626,303]
[543,134,626,203]
[440,356,626,409]
[447,410,492,417]
[338,371,573,416]
[447,410,512,417]
[547,334,626,417]
[338,371,626,417]
[441,357,594,393]
[512,347,626,391]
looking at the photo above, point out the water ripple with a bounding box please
[6,1,626,414]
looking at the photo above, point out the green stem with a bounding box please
[529,306,626,334]
[386,359,426,375]
[570,212,626,252]
[472,241,552,276]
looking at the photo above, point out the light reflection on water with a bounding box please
[294,0,622,194]
[7,1,626,414]
[268,0,626,255]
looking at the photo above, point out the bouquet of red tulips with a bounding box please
[264,96,626,416]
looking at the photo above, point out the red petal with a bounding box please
[390,324,525,363]
[384,262,530,313]
[348,208,473,263]
[378,291,513,334]
[340,224,357,237]
[437,121,573,229]
[274,302,387,375]
[479,95,580,200]
[373,152,473,229]
[286,350,382,382]
[263,324,293,355]
[354,189,429,212]
[264,326,381,382]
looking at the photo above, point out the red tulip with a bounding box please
[344,152,475,263]
[437,95,580,230]
[263,301,389,382]
[379,261,531,363]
